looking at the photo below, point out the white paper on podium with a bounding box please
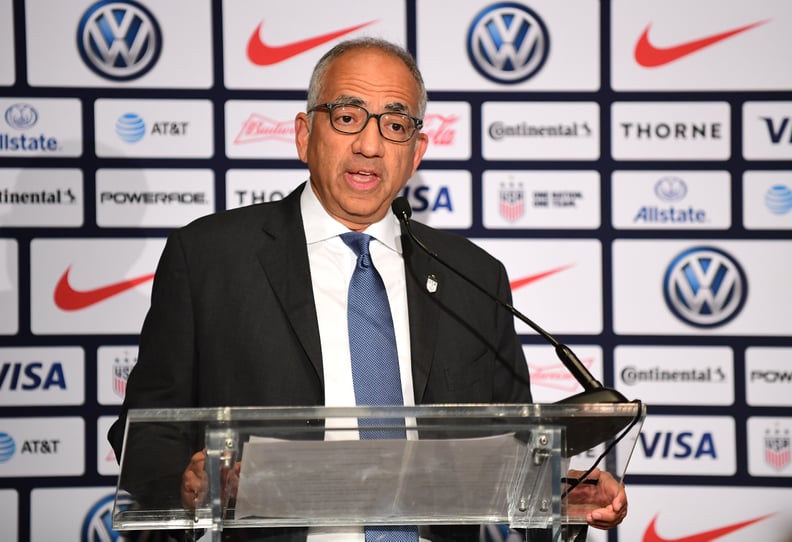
[234,433,529,523]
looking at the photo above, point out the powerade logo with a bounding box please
[81,493,133,542]
[1,103,59,152]
[663,246,748,328]
[77,0,162,81]
[0,432,15,462]
[467,2,550,84]
[115,113,145,142]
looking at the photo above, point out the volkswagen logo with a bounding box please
[81,493,134,542]
[663,246,748,328]
[467,2,550,84]
[77,0,162,81]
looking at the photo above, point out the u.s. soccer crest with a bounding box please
[499,183,525,222]
[765,427,791,471]
[112,354,135,398]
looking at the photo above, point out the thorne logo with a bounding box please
[663,246,748,328]
[612,102,730,160]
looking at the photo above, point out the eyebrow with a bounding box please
[333,95,411,115]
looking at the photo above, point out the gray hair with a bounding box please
[306,37,427,119]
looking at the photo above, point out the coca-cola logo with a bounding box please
[421,114,458,146]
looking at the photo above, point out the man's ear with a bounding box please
[294,112,310,164]
[411,132,429,175]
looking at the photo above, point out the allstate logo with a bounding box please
[0,432,15,463]
[663,246,748,328]
[467,2,550,84]
[115,113,146,143]
[4,103,39,130]
[81,493,133,542]
[77,0,162,81]
[765,184,792,215]
[654,176,687,201]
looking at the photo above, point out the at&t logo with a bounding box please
[467,2,550,84]
[77,0,162,81]
[0,432,15,463]
[663,246,748,328]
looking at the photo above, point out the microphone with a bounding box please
[391,196,627,406]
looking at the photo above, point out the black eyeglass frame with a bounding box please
[308,102,424,143]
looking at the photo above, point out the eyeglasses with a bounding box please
[309,103,423,143]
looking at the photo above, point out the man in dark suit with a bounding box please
[109,37,626,541]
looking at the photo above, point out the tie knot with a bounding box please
[341,232,372,261]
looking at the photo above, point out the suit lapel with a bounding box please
[255,185,324,385]
[403,229,442,404]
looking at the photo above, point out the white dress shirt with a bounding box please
[301,182,420,542]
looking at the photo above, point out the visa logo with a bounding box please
[401,185,453,213]
[0,362,66,390]
[763,116,792,144]
[638,431,717,459]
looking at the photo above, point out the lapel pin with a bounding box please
[426,274,438,293]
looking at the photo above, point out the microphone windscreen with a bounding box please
[391,197,412,220]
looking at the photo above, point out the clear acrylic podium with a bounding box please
[112,403,645,541]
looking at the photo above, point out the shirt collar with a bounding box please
[301,180,403,254]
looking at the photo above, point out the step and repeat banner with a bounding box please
[1,0,791,540]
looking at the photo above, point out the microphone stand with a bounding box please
[391,197,627,405]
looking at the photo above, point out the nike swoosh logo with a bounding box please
[510,264,573,291]
[247,20,376,66]
[643,513,773,542]
[54,266,155,311]
[634,19,769,67]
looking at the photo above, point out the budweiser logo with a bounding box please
[529,357,595,392]
[234,114,295,144]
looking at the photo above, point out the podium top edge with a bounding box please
[125,402,645,423]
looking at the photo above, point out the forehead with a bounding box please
[320,48,420,110]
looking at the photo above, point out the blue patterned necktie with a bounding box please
[340,232,419,542]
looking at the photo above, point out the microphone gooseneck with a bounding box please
[391,197,627,404]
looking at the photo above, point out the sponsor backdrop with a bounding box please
[1,0,791,540]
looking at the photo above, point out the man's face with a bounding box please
[295,48,428,231]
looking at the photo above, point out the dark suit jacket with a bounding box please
[108,183,532,541]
